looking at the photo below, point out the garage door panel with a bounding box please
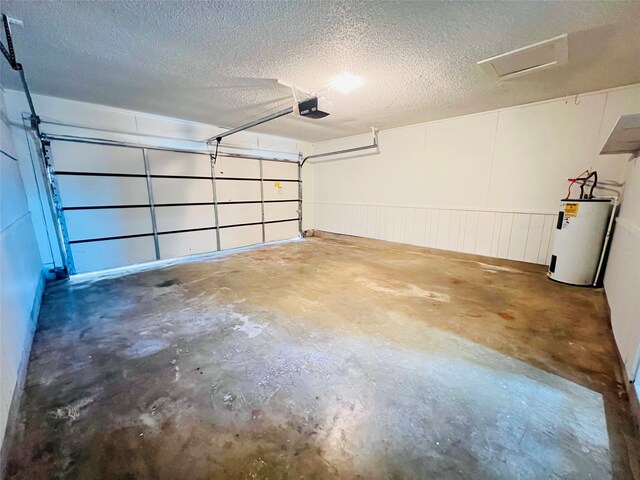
[265,220,299,242]
[52,142,145,174]
[65,208,152,241]
[148,150,211,177]
[216,180,261,202]
[52,141,301,274]
[219,224,262,250]
[151,178,213,204]
[264,201,298,222]
[158,230,217,259]
[262,160,298,180]
[58,176,149,207]
[263,181,298,201]
[217,203,262,226]
[155,205,216,232]
[215,157,260,179]
[71,236,156,273]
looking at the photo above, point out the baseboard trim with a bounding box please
[0,267,46,477]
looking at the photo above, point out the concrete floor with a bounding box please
[5,234,639,479]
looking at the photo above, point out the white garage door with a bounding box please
[47,140,301,274]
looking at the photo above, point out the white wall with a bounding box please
[3,90,310,273]
[306,84,640,265]
[605,153,640,382]
[0,85,45,457]
[306,82,640,390]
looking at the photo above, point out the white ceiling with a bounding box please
[1,1,639,142]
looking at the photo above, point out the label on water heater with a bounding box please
[564,203,579,217]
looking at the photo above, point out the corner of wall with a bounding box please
[0,264,46,478]
[0,83,47,474]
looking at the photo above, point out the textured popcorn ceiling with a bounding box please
[1,1,639,142]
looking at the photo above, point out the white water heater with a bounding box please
[548,199,612,286]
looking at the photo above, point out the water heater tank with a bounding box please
[548,199,611,286]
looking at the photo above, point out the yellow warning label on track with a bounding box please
[564,203,579,217]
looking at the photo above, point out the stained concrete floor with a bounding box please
[5,234,640,479]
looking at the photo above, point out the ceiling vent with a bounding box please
[478,34,568,81]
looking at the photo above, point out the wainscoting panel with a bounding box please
[312,202,556,265]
